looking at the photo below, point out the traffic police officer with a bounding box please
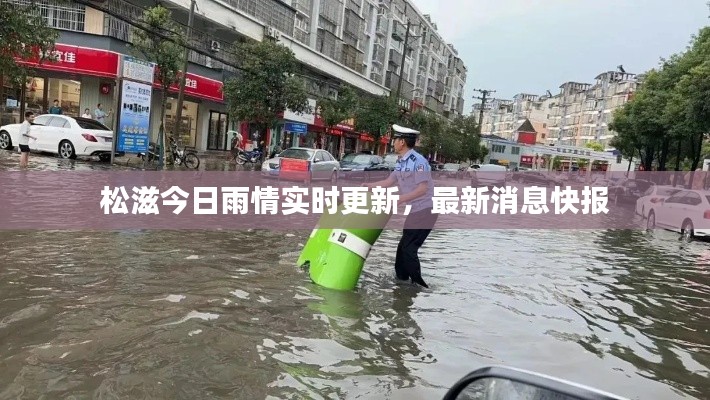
[363,124,437,288]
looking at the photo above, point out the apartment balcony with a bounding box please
[319,0,341,24]
[425,95,444,114]
[341,42,364,73]
[385,71,414,97]
[388,48,402,67]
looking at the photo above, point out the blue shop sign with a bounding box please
[285,122,308,134]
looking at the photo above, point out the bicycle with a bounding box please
[169,136,200,169]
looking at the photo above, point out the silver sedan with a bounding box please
[261,147,340,183]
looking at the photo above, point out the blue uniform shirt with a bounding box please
[389,148,435,213]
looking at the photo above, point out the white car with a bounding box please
[470,164,508,188]
[635,185,682,218]
[645,189,710,240]
[0,114,115,161]
[260,147,340,182]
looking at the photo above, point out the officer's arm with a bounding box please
[365,172,397,188]
[400,182,429,203]
[400,160,432,202]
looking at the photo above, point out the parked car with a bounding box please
[510,170,564,187]
[382,153,399,170]
[609,179,655,206]
[470,164,508,188]
[0,114,116,161]
[635,185,682,218]
[440,163,461,179]
[338,152,391,181]
[260,147,340,182]
[645,189,710,241]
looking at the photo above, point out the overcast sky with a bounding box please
[412,0,709,112]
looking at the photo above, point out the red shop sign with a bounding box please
[15,43,120,78]
[155,72,224,103]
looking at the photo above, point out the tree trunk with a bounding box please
[675,137,682,171]
[658,138,669,171]
[691,132,704,171]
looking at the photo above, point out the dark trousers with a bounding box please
[394,208,438,287]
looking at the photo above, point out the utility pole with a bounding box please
[171,0,196,168]
[473,88,495,134]
[395,19,410,104]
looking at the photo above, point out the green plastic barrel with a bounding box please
[298,192,393,291]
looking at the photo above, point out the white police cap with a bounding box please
[392,124,420,139]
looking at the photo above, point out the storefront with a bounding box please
[5,42,230,152]
[2,43,120,127]
[151,72,226,150]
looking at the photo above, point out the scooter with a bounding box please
[137,141,158,162]
[235,148,263,165]
[443,365,628,400]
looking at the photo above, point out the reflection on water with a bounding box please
[0,228,707,399]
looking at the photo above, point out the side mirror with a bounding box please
[443,366,628,400]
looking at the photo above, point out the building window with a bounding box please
[511,146,520,155]
[11,0,86,32]
[492,144,506,153]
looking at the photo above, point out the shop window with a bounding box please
[165,98,198,148]
[24,77,45,114]
[48,78,81,116]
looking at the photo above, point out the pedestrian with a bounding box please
[81,108,92,118]
[94,103,111,125]
[18,111,38,168]
[363,124,437,288]
[48,99,62,114]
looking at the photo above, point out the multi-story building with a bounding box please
[1,0,467,157]
[473,70,638,149]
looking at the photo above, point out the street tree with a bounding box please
[354,94,400,154]
[319,85,359,155]
[0,1,60,99]
[224,38,311,160]
[609,25,710,172]
[409,110,445,158]
[449,114,485,162]
[131,5,186,168]
[585,141,604,152]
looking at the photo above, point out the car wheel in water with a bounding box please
[58,140,76,159]
[681,219,694,242]
[646,211,656,231]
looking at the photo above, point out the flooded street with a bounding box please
[0,151,709,399]
[1,228,708,399]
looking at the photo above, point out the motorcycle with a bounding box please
[443,366,628,400]
[235,148,263,165]
[137,141,158,162]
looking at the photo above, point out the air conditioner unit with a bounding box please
[210,40,221,53]
[264,26,281,40]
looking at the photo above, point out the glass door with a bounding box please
[207,111,228,150]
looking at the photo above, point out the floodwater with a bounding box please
[0,151,708,399]
[0,228,708,399]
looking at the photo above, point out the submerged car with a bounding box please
[260,147,340,182]
[0,114,116,161]
[470,164,508,188]
[338,152,391,181]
